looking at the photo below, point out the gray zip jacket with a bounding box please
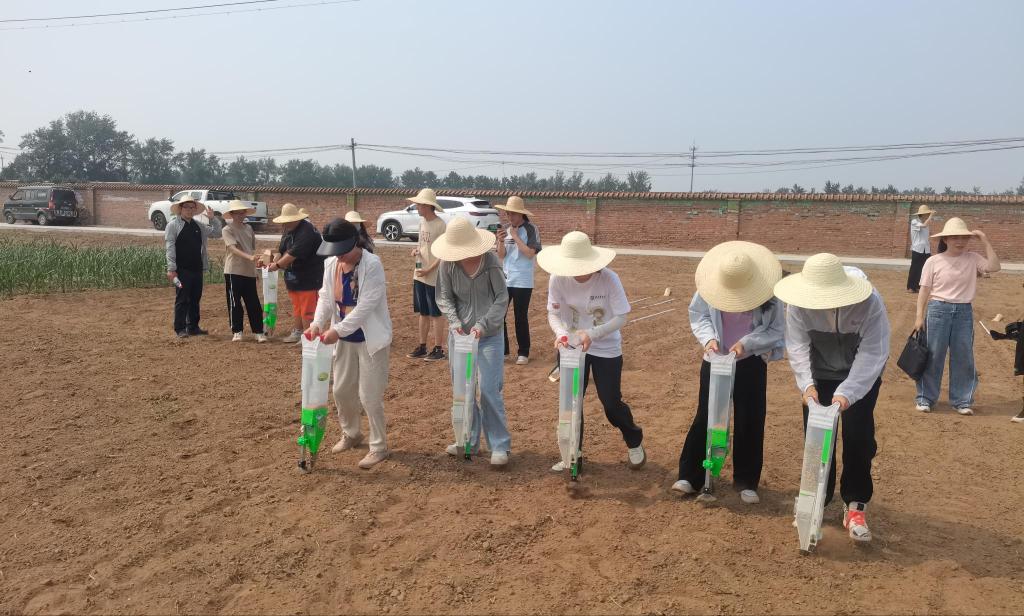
[436,252,509,337]
[689,292,785,362]
[785,289,890,405]
[164,215,223,272]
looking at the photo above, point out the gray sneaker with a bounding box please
[282,330,302,343]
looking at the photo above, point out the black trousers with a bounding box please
[801,378,880,506]
[502,286,533,357]
[577,354,643,449]
[907,250,929,292]
[224,274,265,334]
[173,268,204,333]
[678,356,767,491]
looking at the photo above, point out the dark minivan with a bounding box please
[3,186,81,225]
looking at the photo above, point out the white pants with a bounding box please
[332,342,390,452]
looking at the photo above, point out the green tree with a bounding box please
[356,164,396,188]
[9,111,135,182]
[824,180,841,194]
[130,138,179,184]
[626,170,652,192]
[279,158,331,186]
[400,167,439,189]
[176,148,225,184]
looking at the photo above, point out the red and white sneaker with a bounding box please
[843,501,872,542]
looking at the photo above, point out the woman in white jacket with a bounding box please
[672,241,784,505]
[306,219,393,470]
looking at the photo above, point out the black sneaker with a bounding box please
[187,328,209,336]
[407,344,428,359]
[175,330,189,338]
[423,346,446,361]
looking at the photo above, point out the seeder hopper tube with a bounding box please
[262,266,279,334]
[557,337,584,481]
[697,351,736,502]
[297,335,334,472]
[795,400,841,554]
[451,332,480,460]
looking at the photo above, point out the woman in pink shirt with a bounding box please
[913,217,1001,415]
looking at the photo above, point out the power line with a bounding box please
[0,0,286,23]
[0,0,360,31]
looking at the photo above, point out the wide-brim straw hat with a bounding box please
[537,231,616,277]
[912,204,935,217]
[273,203,309,224]
[223,199,256,216]
[773,253,873,310]
[931,216,973,238]
[429,217,496,261]
[344,210,367,224]
[695,241,783,312]
[495,195,533,217]
[408,188,442,212]
[170,195,203,215]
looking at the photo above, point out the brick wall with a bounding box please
[4,182,1022,260]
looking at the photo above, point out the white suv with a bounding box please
[376,196,500,241]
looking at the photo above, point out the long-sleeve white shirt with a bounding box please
[312,251,392,357]
[910,218,931,254]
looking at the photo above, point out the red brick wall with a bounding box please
[93,189,172,227]
[737,200,902,256]
[596,199,739,250]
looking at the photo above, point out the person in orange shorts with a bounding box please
[268,203,324,342]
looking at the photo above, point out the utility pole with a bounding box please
[350,138,358,188]
[689,144,697,192]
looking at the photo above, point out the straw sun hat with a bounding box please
[537,231,616,277]
[170,194,203,215]
[911,204,935,217]
[344,210,367,224]
[773,253,873,310]
[695,241,783,312]
[223,199,256,216]
[408,188,442,211]
[429,217,496,261]
[931,216,974,238]
[272,203,309,224]
[495,196,533,217]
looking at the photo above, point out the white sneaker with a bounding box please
[231,332,243,342]
[843,502,872,542]
[445,443,460,456]
[255,333,268,343]
[956,407,975,416]
[915,403,931,412]
[551,460,567,472]
[627,445,646,469]
[516,356,529,365]
[671,480,696,495]
[358,449,390,469]
[740,489,760,504]
[490,451,509,466]
[331,433,363,453]
[282,330,302,343]
[1012,409,1024,423]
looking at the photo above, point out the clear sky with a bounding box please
[2,0,1023,192]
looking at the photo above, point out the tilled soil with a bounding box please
[1,230,1022,615]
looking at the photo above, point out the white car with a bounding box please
[148,189,268,231]
[376,196,501,241]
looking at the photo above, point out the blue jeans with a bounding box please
[449,332,512,453]
[915,300,978,409]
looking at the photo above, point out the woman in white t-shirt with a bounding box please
[906,205,934,293]
[913,217,1001,415]
[538,232,645,475]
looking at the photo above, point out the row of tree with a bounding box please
[1,111,1021,195]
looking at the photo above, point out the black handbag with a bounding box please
[897,329,930,381]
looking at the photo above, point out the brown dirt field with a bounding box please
[1,231,1023,615]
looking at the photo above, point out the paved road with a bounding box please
[2,222,1021,272]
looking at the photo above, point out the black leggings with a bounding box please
[579,354,644,449]
[503,286,533,357]
[173,268,204,333]
[907,250,929,292]
[224,274,265,334]
[678,356,767,491]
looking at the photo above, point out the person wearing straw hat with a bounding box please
[406,188,448,362]
[305,219,393,469]
[268,204,324,343]
[164,194,223,338]
[774,253,891,543]
[344,210,375,253]
[906,205,935,293]
[221,200,267,343]
[913,217,1001,415]
[539,231,647,473]
[433,217,512,466]
[672,241,784,504]
[496,196,543,366]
